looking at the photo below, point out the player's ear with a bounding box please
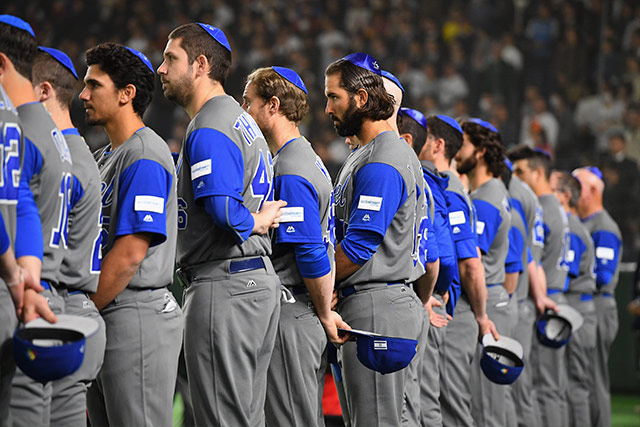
[194,54,209,78]
[36,81,54,103]
[400,132,413,147]
[120,83,137,105]
[354,88,368,109]
[269,96,280,114]
[0,53,7,78]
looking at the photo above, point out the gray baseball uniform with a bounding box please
[50,129,105,427]
[332,131,426,427]
[86,127,182,427]
[176,95,280,427]
[265,136,334,427]
[582,208,622,427]
[564,213,597,427]
[10,102,72,427]
[531,193,570,427]
[469,178,512,427]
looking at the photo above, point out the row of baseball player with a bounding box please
[0,15,622,427]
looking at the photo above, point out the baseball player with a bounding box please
[158,23,285,426]
[509,146,570,427]
[550,170,597,427]
[573,166,622,427]
[242,66,350,427]
[325,53,426,427]
[457,119,512,427]
[31,46,106,427]
[80,43,183,427]
[0,15,58,422]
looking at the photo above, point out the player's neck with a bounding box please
[468,164,492,192]
[5,73,37,107]
[580,202,602,219]
[533,181,553,197]
[186,79,225,119]
[357,119,393,147]
[44,101,74,132]
[432,155,449,172]
[266,119,300,156]
[105,112,145,149]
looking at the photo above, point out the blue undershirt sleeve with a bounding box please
[203,195,254,245]
[15,138,43,260]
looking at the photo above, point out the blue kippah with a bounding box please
[533,147,552,159]
[124,46,154,74]
[468,117,498,133]
[38,47,78,79]
[343,53,381,75]
[436,114,463,135]
[504,157,514,172]
[586,166,603,180]
[399,107,427,130]
[381,70,404,93]
[272,66,307,94]
[0,15,35,38]
[196,23,231,52]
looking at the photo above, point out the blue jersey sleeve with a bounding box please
[435,254,457,293]
[446,190,478,259]
[15,138,43,259]
[567,232,586,279]
[472,199,502,255]
[591,230,622,287]
[115,159,171,247]
[527,246,533,264]
[446,275,461,317]
[203,196,254,244]
[274,175,323,244]
[426,217,439,263]
[505,226,525,273]
[294,242,331,279]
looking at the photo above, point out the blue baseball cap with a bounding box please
[381,70,404,93]
[123,46,154,74]
[342,53,381,76]
[535,304,583,348]
[468,117,498,133]
[399,107,427,130]
[38,47,78,79]
[0,15,35,38]
[339,328,418,374]
[480,334,524,385]
[196,23,231,52]
[13,315,99,383]
[272,66,307,94]
[436,114,463,135]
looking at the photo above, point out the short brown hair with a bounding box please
[169,23,231,86]
[32,50,78,110]
[325,59,394,122]
[246,67,308,124]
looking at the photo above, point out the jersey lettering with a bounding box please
[50,172,72,249]
[0,122,21,203]
[233,113,261,146]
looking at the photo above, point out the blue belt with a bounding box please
[547,289,563,295]
[601,292,614,298]
[338,282,405,300]
[287,285,308,295]
[68,290,84,296]
[229,257,265,274]
[580,293,594,301]
[41,280,50,290]
[487,283,503,288]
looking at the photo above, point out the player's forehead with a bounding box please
[324,73,343,96]
[163,37,187,58]
[83,64,113,86]
[513,158,530,172]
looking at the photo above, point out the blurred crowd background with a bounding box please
[5,0,640,262]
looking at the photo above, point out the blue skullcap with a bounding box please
[196,23,231,52]
[586,166,603,180]
[468,117,498,133]
[0,15,35,38]
[399,107,427,130]
[123,46,154,74]
[343,53,381,75]
[272,66,307,94]
[381,70,404,93]
[504,157,513,172]
[38,47,78,80]
[533,147,552,159]
[436,114,463,135]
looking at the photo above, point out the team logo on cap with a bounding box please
[27,348,36,361]
[372,61,379,70]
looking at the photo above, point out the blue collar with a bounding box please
[61,128,80,136]
[276,138,297,156]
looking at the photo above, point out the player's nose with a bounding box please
[79,87,89,101]
[157,61,166,75]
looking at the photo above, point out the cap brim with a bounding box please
[26,314,99,338]
[556,304,584,332]
[337,327,381,338]
[482,334,524,360]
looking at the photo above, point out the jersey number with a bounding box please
[0,123,21,202]
[50,173,72,249]
[250,150,273,211]
[90,211,102,274]
[178,197,188,230]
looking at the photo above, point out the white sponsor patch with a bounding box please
[373,340,388,350]
[476,221,485,235]
[191,159,212,180]
[358,195,382,211]
[134,195,164,213]
[280,207,304,222]
[449,210,466,225]
[566,250,575,263]
[596,247,615,261]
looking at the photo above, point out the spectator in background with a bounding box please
[555,28,587,101]
[626,103,640,162]
[438,62,469,113]
[520,95,559,152]
[524,3,559,96]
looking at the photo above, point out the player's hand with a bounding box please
[7,266,25,318]
[331,290,338,310]
[425,296,448,328]
[477,314,499,341]
[252,200,287,234]
[534,295,559,314]
[23,268,43,292]
[21,289,57,324]
[321,311,351,345]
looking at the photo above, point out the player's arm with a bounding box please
[336,163,406,281]
[591,230,622,287]
[504,226,525,295]
[415,196,440,305]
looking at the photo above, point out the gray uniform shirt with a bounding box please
[94,127,177,289]
[271,137,334,286]
[0,84,22,249]
[334,131,419,288]
[57,129,101,293]
[567,213,596,294]
[176,95,272,268]
[470,178,511,286]
[17,102,72,284]
[539,194,570,291]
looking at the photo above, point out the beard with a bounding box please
[84,108,104,127]
[456,153,478,175]
[331,97,365,137]
[162,72,194,107]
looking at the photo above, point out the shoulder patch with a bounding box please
[358,195,382,211]
[280,207,304,223]
[191,159,212,180]
[134,195,164,213]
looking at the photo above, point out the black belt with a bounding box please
[287,285,309,295]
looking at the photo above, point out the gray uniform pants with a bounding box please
[86,287,183,427]
[265,291,327,427]
[531,291,568,427]
[440,295,478,427]
[503,295,519,427]
[565,294,597,427]
[420,293,446,427]
[334,283,425,427]
[510,298,540,427]
[0,286,18,427]
[50,291,106,427]
[590,294,618,427]
[181,257,280,427]
[470,285,515,427]
[10,287,63,427]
